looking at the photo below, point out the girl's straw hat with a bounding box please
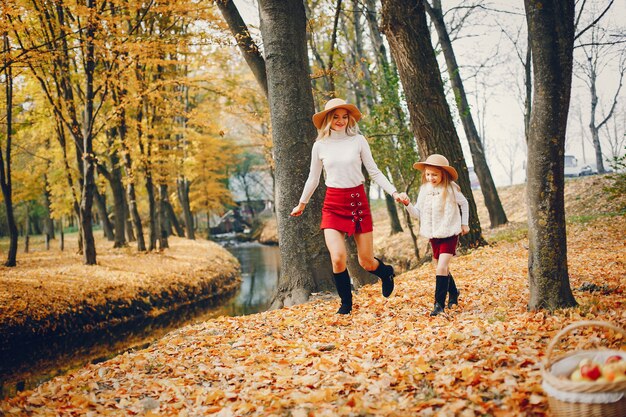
[413,154,459,181]
[312,98,362,129]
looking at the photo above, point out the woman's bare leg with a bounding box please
[324,229,348,273]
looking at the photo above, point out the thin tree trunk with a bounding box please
[123,194,136,242]
[216,0,268,97]
[425,0,507,228]
[380,0,486,248]
[93,188,114,241]
[158,183,170,249]
[24,205,30,253]
[59,217,65,251]
[177,178,195,239]
[258,0,334,307]
[146,174,158,251]
[165,200,185,237]
[385,193,403,234]
[524,0,577,310]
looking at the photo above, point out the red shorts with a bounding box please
[321,184,373,236]
[429,235,459,260]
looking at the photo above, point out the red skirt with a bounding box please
[321,184,373,236]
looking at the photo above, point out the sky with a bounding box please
[231,0,625,187]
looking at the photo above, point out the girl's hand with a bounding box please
[393,192,410,206]
[461,225,469,235]
[290,202,306,217]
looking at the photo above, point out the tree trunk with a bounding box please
[93,188,114,241]
[589,67,606,173]
[385,193,403,234]
[524,0,577,310]
[146,174,158,251]
[177,178,195,239]
[380,0,485,248]
[258,0,334,308]
[43,175,55,240]
[107,139,127,248]
[217,0,268,98]
[77,0,97,265]
[165,200,185,237]
[158,183,170,249]
[425,0,507,228]
[123,195,136,242]
[24,206,30,253]
[1,34,18,266]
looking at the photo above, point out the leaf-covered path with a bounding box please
[2,215,624,416]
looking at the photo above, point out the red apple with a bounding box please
[580,363,602,381]
[605,355,623,364]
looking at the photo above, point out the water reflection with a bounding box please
[216,242,280,316]
[0,242,279,398]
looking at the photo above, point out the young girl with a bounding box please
[403,154,469,316]
[290,98,409,315]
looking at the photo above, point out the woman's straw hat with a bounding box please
[312,98,362,129]
[413,154,459,181]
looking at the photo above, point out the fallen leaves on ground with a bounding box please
[0,236,241,346]
[2,214,624,416]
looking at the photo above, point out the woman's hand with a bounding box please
[290,202,307,217]
[461,225,469,235]
[393,191,410,206]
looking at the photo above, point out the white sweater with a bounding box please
[299,131,397,204]
[405,182,469,239]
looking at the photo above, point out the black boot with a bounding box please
[430,275,449,316]
[333,269,353,314]
[447,273,459,308]
[372,257,395,297]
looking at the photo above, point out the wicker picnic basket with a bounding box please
[541,321,626,417]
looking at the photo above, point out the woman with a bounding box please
[290,98,409,314]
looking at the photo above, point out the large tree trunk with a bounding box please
[524,0,577,310]
[77,0,97,265]
[1,33,18,266]
[258,0,334,308]
[106,134,127,248]
[380,0,485,248]
[425,0,507,228]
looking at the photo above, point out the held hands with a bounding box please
[290,202,307,217]
[461,225,470,235]
[393,192,410,206]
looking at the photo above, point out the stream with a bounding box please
[0,240,279,398]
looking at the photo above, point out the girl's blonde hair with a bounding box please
[315,109,360,140]
[421,166,460,203]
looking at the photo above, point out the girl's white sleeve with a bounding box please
[359,136,397,196]
[454,187,470,225]
[299,143,323,204]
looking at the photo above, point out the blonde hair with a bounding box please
[315,109,360,140]
[421,166,459,203]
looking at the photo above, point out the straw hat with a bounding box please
[312,98,362,129]
[413,154,459,181]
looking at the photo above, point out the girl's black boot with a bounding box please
[430,275,449,316]
[333,269,353,314]
[373,257,395,297]
[447,273,459,308]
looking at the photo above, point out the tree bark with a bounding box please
[425,0,507,228]
[524,0,577,310]
[216,0,268,97]
[258,0,334,307]
[380,0,485,248]
[177,178,195,239]
[1,33,18,266]
[385,193,403,234]
[93,188,115,241]
[158,183,170,249]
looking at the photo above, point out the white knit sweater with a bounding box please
[299,131,397,203]
[405,183,469,239]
